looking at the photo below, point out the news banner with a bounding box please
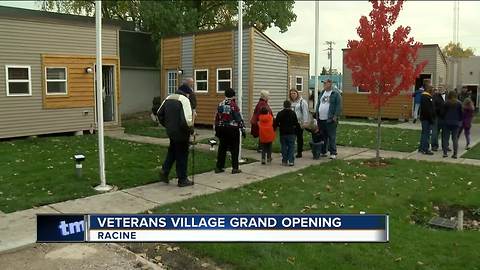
[37,214,389,243]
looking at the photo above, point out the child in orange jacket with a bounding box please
[258,107,276,164]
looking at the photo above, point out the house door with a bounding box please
[102,66,116,122]
[94,65,116,124]
[166,70,178,95]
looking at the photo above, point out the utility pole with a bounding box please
[325,41,335,78]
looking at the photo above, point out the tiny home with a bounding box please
[160,26,309,125]
[342,44,447,120]
[448,56,480,110]
[0,6,123,139]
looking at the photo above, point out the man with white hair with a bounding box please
[178,77,197,121]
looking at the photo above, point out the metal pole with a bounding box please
[94,0,112,192]
[314,1,319,108]
[238,0,245,163]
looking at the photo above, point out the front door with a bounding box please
[102,65,115,122]
[166,70,178,95]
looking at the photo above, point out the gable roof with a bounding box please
[0,5,130,29]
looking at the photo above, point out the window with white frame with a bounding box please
[5,65,31,96]
[166,70,178,94]
[356,86,370,93]
[295,76,303,91]
[216,68,232,92]
[45,67,67,95]
[194,69,208,92]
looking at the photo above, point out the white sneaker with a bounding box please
[330,154,336,160]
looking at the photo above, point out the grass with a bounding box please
[153,159,480,270]
[462,142,480,160]
[473,112,480,124]
[122,112,167,138]
[0,135,221,213]
[202,124,420,153]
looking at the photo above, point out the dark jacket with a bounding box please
[157,91,193,142]
[443,100,463,127]
[275,108,298,136]
[250,98,272,137]
[315,89,342,120]
[419,92,435,123]
[432,93,446,120]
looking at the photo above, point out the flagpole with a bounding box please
[238,0,245,163]
[94,0,112,192]
[314,1,319,107]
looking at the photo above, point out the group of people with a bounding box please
[214,79,342,172]
[155,77,342,187]
[414,79,475,158]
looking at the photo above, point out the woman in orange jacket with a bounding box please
[258,107,276,164]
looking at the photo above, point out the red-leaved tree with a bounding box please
[344,0,427,163]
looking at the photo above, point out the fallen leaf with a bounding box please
[394,257,402,262]
[287,256,296,265]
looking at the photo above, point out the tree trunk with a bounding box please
[376,105,382,165]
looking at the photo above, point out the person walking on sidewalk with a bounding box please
[441,91,463,159]
[418,86,435,155]
[157,88,194,187]
[214,88,245,174]
[458,98,475,150]
[275,100,298,166]
[258,107,275,165]
[289,88,309,158]
[315,79,342,159]
[251,90,273,152]
[431,86,447,151]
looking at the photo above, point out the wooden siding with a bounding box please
[288,51,310,101]
[160,37,181,99]
[253,29,288,114]
[0,17,119,139]
[42,55,120,109]
[193,31,234,124]
[342,93,413,119]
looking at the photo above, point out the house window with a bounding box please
[166,70,177,94]
[45,67,67,95]
[216,68,232,92]
[296,76,303,91]
[194,69,208,93]
[5,65,31,96]
[357,86,370,94]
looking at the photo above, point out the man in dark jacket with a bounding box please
[431,85,447,151]
[418,86,435,155]
[178,78,197,122]
[157,89,194,187]
[275,100,299,166]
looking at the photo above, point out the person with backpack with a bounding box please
[157,88,194,187]
[275,100,299,166]
[289,88,309,158]
[214,88,245,174]
[258,107,275,165]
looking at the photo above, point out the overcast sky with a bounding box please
[2,1,479,75]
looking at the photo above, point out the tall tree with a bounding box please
[38,0,296,37]
[344,0,427,164]
[442,42,475,58]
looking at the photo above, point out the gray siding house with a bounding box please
[160,26,309,125]
[0,6,123,139]
[448,56,480,110]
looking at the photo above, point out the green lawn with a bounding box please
[122,112,167,138]
[203,124,420,153]
[473,112,480,124]
[0,135,220,213]
[152,159,480,270]
[461,142,480,160]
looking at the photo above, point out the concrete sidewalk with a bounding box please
[2,132,480,253]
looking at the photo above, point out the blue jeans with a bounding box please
[318,120,337,155]
[280,135,296,164]
[419,120,432,152]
